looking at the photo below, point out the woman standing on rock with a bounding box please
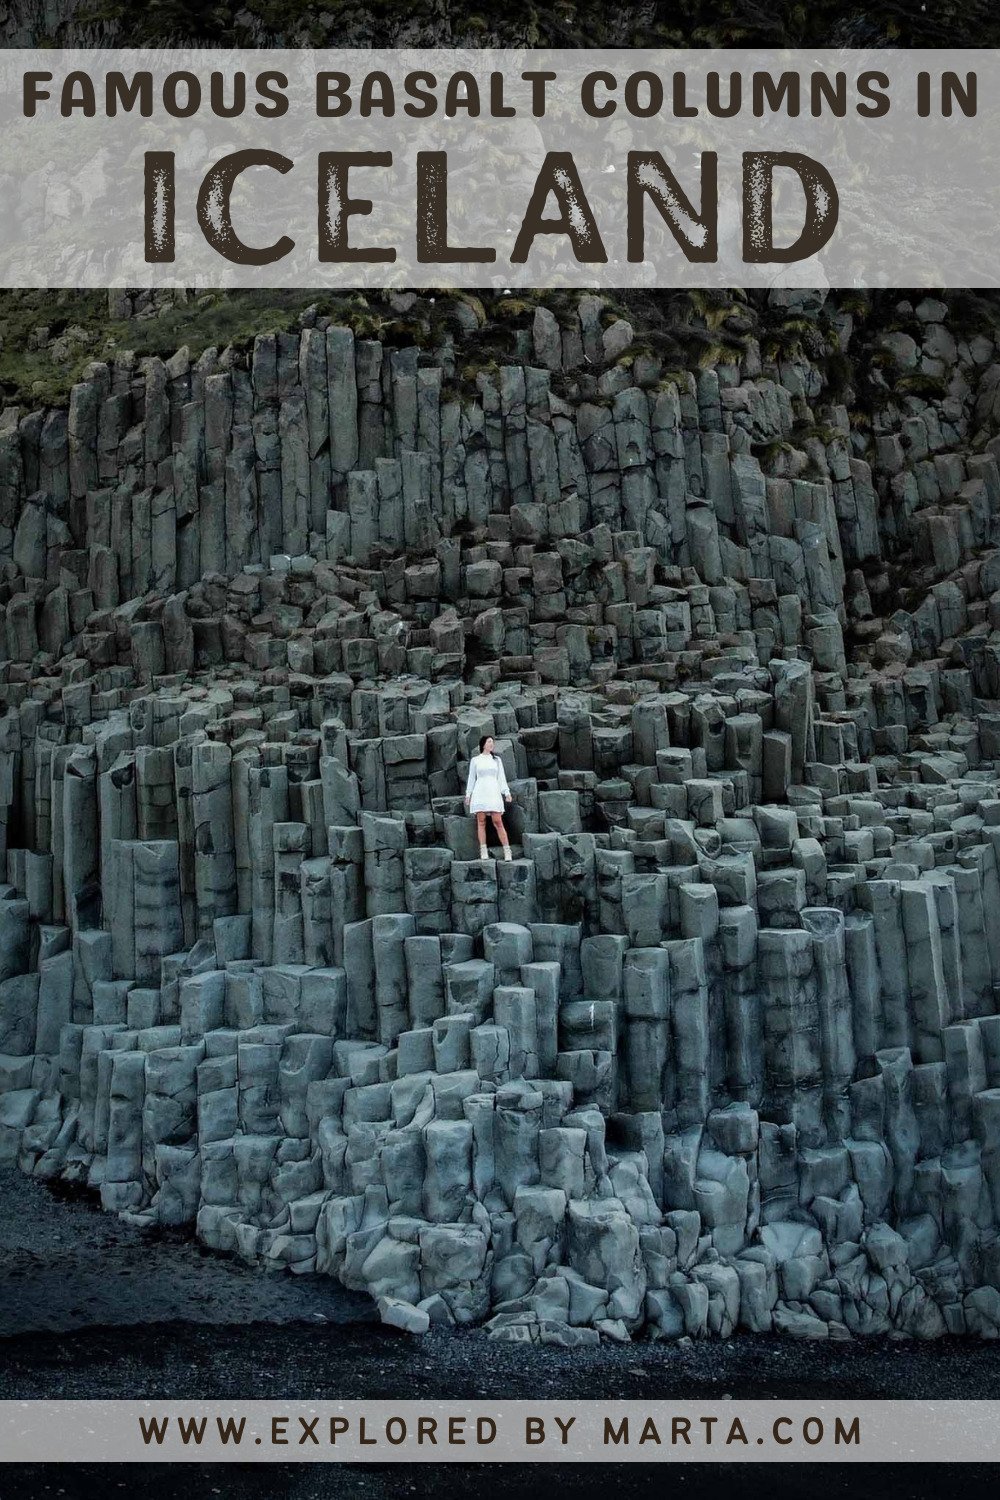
[464,735,513,861]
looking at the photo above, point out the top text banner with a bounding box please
[0,48,995,288]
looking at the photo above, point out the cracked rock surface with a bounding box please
[3,290,1000,1345]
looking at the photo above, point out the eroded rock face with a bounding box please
[2,294,1000,1345]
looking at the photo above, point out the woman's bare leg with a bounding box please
[490,812,510,849]
[476,812,489,858]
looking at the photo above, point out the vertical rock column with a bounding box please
[758,929,823,1148]
[801,907,856,1141]
[327,327,359,497]
[718,905,761,1108]
[299,327,331,549]
[843,910,882,1063]
[201,372,232,576]
[328,826,364,967]
[863,880,912,1051]
[900,880,952,1061]
[621,948,671,1115]
[373,913,416,1047]
[362,812,406,916]
[102,1049,146,1212]
[98,753,137,920]
[191,742,237,939]
[300,854,334,967]
[272,822,309,964]
[132,840,184,985]
[248,764,289,962]
[136,746,178,843]
[667,938,710,1127]
[952,865,993,1020]
[173,735,211,947]
[62,746,99,933]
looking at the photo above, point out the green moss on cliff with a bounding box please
[25,0,1000,47]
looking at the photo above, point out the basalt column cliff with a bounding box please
[1,289,1000,1344]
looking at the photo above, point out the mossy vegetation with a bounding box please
[4,286,1000,424]
[895,372,950,400]
[54,0,1000,48]
[0,290,378,405]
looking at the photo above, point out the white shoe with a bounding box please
[479,845,489,861]
[503,846,512,860]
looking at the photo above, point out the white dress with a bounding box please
[465,752,511,814]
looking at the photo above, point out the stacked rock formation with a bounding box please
[2,290,1000,1344]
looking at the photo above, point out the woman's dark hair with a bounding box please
[478,734,497,756]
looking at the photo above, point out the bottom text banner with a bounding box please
[0,1400,996,1462]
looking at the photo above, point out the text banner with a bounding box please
[0,48,995,287]
[0,1400,997,1462]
